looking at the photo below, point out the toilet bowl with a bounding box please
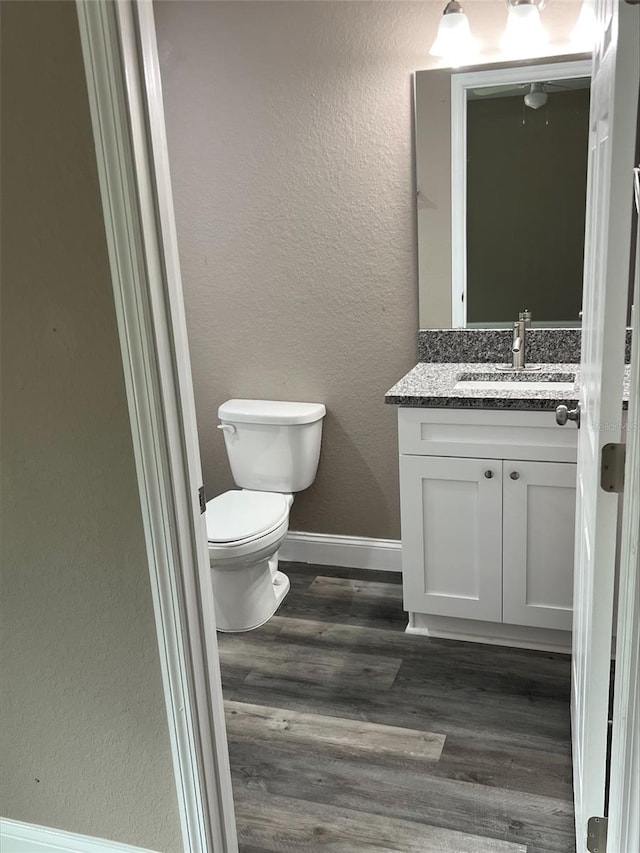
[206,489,293,632]
[206,398,326,633]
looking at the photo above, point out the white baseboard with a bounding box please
[0,819,159,853]
[279,531,402,573]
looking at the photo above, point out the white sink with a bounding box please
[454,371,577,393]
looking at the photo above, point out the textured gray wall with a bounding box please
[1,3,181,849]
[154,0,427,540]
[154,0,583,540]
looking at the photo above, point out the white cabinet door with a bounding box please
[502,461,576,631]
[400,455,502,621]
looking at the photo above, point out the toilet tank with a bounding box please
[218,399,326,492]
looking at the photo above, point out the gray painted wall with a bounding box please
[155,0,583,540]
[1,3,181,849]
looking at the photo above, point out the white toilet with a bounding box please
[205,399,326,632]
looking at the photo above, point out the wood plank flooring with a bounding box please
[218,563,575,853]
[225,700,446,761]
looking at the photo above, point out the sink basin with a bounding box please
[454,371,576,393]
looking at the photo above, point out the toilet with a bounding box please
[205,399,326,632]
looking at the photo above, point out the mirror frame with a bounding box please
[450,58,592,328]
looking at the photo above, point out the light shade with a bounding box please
[571,0,597,48]
[524,83,548,109]
[501,1,548,55]
[430,2,475,66]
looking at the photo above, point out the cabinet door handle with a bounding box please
[510,471,520,480]
[484,470,494,479]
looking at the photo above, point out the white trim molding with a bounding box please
[0,819,158,853]
[279,531,402,572]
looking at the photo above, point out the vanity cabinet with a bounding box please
[398,409,578,643]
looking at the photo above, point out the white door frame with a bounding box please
[76,2,237,851]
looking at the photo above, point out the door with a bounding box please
[570,0,638,846]
[400,455,502,621]
[502,461,576,632]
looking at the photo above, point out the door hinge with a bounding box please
[587,816,608,853]
[601,443,625,493]
[198,486,206,514]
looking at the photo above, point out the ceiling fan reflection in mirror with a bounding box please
[469,77,590,110]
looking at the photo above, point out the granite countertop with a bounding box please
[385,362,583,410]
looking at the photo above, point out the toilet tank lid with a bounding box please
[218,399,326,425]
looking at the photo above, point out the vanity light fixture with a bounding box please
[430,1,475,67]
[501,0,549,54]
[571,0,597,48]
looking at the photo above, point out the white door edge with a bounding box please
[608,146,640,850]
[75,2,238,852]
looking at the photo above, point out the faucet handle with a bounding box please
[519,309,532,326]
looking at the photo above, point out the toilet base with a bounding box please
[214,567,290,633]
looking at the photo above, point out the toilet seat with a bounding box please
[205,490,290,546]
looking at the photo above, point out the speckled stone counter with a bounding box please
[386,362,632,410]
[385,362,581,410]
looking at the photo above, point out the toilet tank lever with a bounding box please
[217,424,237,434]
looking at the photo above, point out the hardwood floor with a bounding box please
[218,563,575,853]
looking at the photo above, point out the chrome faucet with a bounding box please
[511,309,531,370]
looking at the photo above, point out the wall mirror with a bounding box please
[415,56,592,329]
